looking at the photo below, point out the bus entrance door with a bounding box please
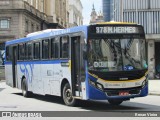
[12,46,18,88]
[71,36,85,97]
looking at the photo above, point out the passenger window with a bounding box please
[34,42,40,60]
[18,44,25,60]
[26,43,33,60]
[51,38,59,59]
[42,39,49,59]
[60,36,69,58]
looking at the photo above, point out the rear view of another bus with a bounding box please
[87,22,148,105]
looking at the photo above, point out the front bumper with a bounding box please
[88,83,148,100]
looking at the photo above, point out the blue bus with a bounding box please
[5,22,148,106]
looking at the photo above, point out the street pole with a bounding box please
[113,0,116,21]
[136,0,138,23]
[120,0,123,22]
[111,0,114,21]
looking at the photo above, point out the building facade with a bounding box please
[23,0,44,12]
[90,4,104,24]
[68,0,83,27]
[104,0,160,79]
[0,0,50,47]
[24,0,69,28]
[102,0,114,21]
[0,0,83,66]
[0,0,49,65]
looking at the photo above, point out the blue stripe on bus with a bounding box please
[5,60,69,65]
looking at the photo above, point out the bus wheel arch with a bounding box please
[61,79,77,106]
[21,77,32,97]
[21,76,26,89]
[61,79,69,96]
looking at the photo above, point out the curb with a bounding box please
[0,80,5,83]
[149,93,160,96]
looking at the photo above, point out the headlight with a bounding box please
[96,83,103,91]
[142,80,147,88]
[89,79,96,87]
[89,79,104,91]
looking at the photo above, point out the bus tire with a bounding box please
[108,99,123,105]
[21,78,32,97]
[62,83,76,106]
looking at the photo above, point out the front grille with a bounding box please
[89,70,147,81]
[105,87,141,96]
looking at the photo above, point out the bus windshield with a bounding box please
[88,38,147,71]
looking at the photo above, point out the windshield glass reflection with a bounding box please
[88,38,147,71]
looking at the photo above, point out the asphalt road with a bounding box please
[0,82,160,120]
[0,82,160,111]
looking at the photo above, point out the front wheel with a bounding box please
[108,99,123,105]
[62,83,77,106]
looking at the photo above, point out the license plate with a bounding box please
[119,91,129,96]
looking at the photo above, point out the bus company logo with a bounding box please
[2,112,12,118]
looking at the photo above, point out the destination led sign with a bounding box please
[95,26,140,34]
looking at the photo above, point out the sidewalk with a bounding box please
[149,80,160,96]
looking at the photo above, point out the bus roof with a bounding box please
[5,25,88,46]
[26,29,62,37]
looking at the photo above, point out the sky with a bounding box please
[81,0,102,25]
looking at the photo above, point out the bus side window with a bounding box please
[60,36,69,59]
[6,46,11,61]
[51,38,59,59]
[33,42,40,60]
[26,43,33,60]
[42,39,49,59]
[18,44,25,61]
